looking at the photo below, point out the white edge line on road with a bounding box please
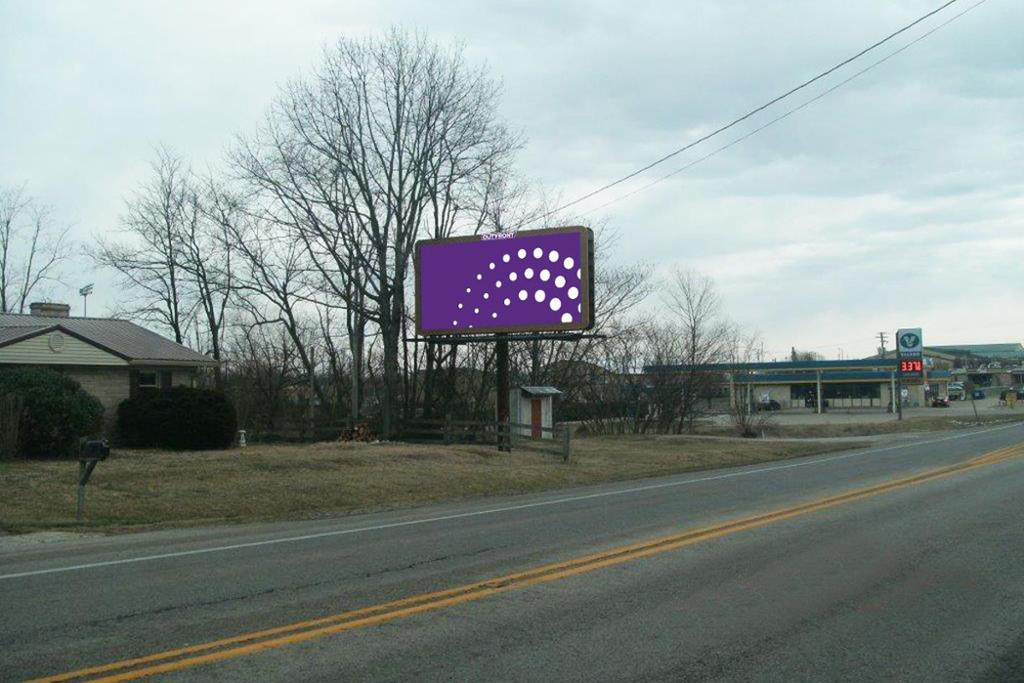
[2,422,1021,581]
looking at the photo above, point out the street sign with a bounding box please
[415,226,595,336]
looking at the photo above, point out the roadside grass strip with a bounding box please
[33,441,1024,683]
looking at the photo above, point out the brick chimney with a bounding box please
[29,302,71,318]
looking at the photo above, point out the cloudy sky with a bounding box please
[1,0,1021,359]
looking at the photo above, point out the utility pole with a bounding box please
[877,331,888,357]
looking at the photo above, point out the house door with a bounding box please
[530,399,542,439]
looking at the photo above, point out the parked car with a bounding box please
[757,399,782,411]
[972,389,986,400]
[931,397,950,408]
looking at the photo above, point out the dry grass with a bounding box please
[0,436,860,533]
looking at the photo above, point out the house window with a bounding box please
[138,371,158,390]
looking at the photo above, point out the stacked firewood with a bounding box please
[340,422,375,442]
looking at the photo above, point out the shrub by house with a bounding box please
[118,387,237,450]
[0,367,104,458]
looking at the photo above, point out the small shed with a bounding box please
[509,386,562,439]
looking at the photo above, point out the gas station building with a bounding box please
[647,356,953,412]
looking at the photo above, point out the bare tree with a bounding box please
[790,348,824,362]
[93,150,235,381]
[0,185,71,313]
[93,148,195,343]
[184,177,236,385]
[727,330,774,437]
[662,268,734,433]
[214,196,331,406]
[235,29,519,436]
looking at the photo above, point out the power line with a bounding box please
[581,0,987,216]
[524,0,962,226]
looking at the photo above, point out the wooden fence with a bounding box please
[402,416,571,462]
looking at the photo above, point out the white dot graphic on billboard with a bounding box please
[524,268,534,279]
[518,248,526,259]
[568,286,579,300]
[509,272,517,282]
[540,269,550,282]
[561,313,572,323]
[549,298,561,311]
[533,247,543,258]
[548,250,559,263]
[518,290,528,301]
[534,290,546,303]
[564,257,574,269]
[555,275,565,288]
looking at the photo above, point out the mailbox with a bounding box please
[80,439,110,461]
[76,440,110,521]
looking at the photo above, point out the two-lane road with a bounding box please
[3,423,1024,681]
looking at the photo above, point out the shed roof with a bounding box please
[518,386,563,397]
[0,313,217,366]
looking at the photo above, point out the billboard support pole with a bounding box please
[896,340,904,422]
[496,333,511,452]
[897,372,904,421]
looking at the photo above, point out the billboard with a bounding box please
[415,226,594,336]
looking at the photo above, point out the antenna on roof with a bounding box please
[78,284,94,316]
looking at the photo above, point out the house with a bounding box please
[0,302,218,430]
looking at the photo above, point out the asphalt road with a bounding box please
[3,422,1024,682]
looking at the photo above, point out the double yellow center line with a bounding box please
[34,441,1024,682]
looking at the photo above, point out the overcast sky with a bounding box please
[1,0,1021,359]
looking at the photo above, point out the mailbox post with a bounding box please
[77,440,110,522]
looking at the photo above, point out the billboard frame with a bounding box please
[414,226,595,337]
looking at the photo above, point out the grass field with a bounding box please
[0,435,859,533]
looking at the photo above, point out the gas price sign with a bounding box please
[899,359,923,374]
[896,327,924,383]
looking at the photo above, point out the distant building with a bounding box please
[925,343,1024,363]
[645,357,952,412]
[0,302,218,431]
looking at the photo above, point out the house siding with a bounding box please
[0,332,127,366]
[63,366,131,432]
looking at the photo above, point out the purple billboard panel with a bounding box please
[415,226,594,336]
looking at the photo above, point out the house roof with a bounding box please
[0,313,217,366]
[732,370,951,384]
[645,359,899,374]
[926,343,1024,361]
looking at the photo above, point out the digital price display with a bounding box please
[900,359,923,374]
